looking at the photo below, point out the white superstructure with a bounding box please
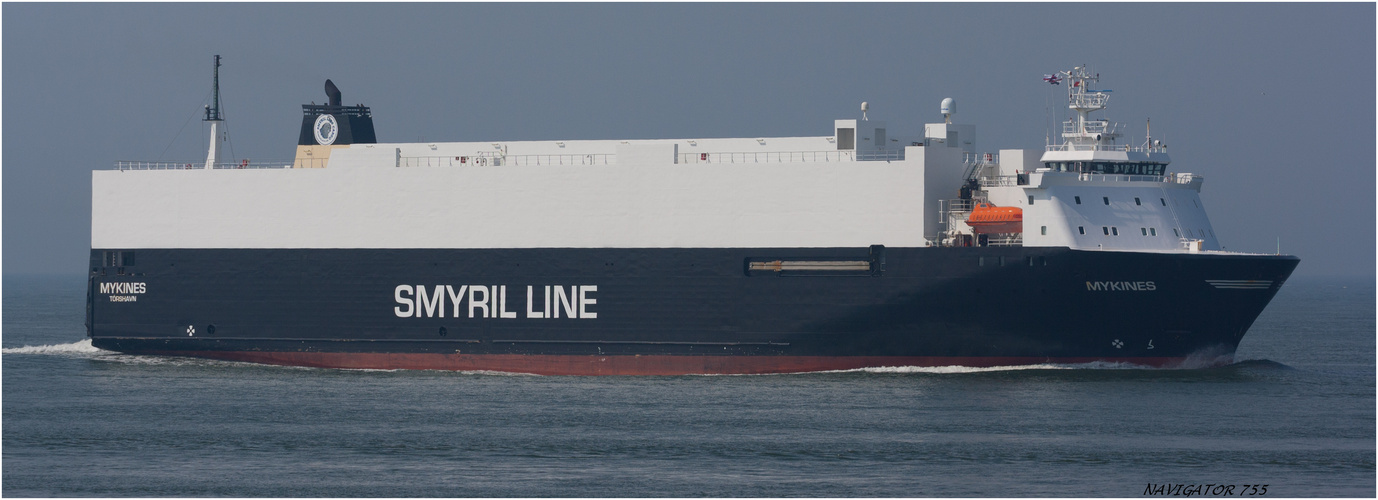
[96,66,1219,255]
[942,66,1218,253]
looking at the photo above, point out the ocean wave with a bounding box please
[1,339,104,356]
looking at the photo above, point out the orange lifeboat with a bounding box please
[966,202,1023,234]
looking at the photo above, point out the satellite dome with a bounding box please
[940,98,956,118]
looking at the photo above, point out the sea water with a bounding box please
[3,274,1373,496]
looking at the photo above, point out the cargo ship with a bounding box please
[86,59,1299,375]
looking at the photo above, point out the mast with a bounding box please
[1057,66,1117,149]
[204,55,223,168]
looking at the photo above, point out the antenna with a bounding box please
[861,101,869,121]
[204,55,222,122]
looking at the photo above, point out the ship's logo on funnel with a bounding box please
[314,114,338,145]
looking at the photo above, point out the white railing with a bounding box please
[1044,143,1169,153]
[1064,120,1120,136]
[397,154,615,168]
[963,152,999,164]
[677,149,903,164]
[1070,92,1109,109]
[113,160,292,171]
[978,172,1202,186]
[979,176,1021,187]
[986,234,1023,247]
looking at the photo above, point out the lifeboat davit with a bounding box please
[966,202,1023,234]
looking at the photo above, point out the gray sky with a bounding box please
[4,3,1373,277]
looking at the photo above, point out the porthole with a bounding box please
[439,326,448,337]
[206,324,216,335]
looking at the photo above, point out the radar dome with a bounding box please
[940,98,956,118]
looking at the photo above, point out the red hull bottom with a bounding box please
[150,351,1210,375]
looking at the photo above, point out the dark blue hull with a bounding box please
[86,247,1298,374]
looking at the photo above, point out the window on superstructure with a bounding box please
[1150,228,1157,236]
[1102,196,1110,205]
[1112,227,1119,236]
[1028,196,1034,205]
[1041,226,1047,235]
[1102,227,1109,235]
[1075,196,1082,205]
[1160,198,1167,206]
[1078,226,1085,235]
[1134,197,1141,206]
[1141,228,1147,236]
[1173,228,1180,237]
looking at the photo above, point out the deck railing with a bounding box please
[677,149,903,164]
[978,172,1201,187]
[113,160,292,171]
[1044,143,1169,153]
[397,154,615,168]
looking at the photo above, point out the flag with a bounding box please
[1042,74,1061,85]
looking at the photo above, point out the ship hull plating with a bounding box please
[87,247,1298,375]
